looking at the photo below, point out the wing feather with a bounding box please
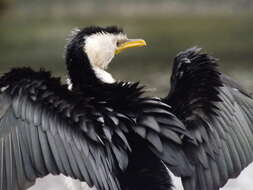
[0,68,133,190]
[164,47,253,190]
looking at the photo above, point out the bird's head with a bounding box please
[65,26,146,84]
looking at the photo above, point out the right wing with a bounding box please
[0,68,132,190]
[163,47,253,190]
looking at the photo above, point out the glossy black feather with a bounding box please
[3,25,253,190]
[0,67,190,190]
[0,68,133,190]
[164,47,253,190]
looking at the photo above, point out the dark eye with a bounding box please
[116,41,121,46]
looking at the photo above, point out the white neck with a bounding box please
[66,78,73,90]
[83,32,128,84]
[66,67,115,89]
[84,33,117,70]
[93,67,115,84]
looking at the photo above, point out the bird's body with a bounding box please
[1,26,253,190]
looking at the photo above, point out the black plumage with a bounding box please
[163,47,253,190]
[0,26,253,190]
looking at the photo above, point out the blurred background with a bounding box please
[1,0,253,190]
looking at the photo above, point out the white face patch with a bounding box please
[83,32,127,84]
[84,32,127,70]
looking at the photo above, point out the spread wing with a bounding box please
[163,48,253,190]
[0,68,132,190]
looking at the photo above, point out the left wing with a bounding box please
[163,47,253,190]
[0,68,197,190]
[0,68,132,190]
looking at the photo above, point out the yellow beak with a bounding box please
[115,39,147,55]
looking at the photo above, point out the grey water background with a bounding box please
[1,0,253,189]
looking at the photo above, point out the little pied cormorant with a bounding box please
[1,26,253,190]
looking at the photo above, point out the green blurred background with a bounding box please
[1,1,253,189]
[1,0,253,96]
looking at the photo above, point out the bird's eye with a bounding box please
[116,41,121,47]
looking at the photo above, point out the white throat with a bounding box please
[83,32,127,84]
[93,67,115,84]
[82,32,128,84]
[66,68,115,87]
[84,33,119,70]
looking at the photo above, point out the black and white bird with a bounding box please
[1,26,253,190]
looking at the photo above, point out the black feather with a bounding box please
[164,47,253,190]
